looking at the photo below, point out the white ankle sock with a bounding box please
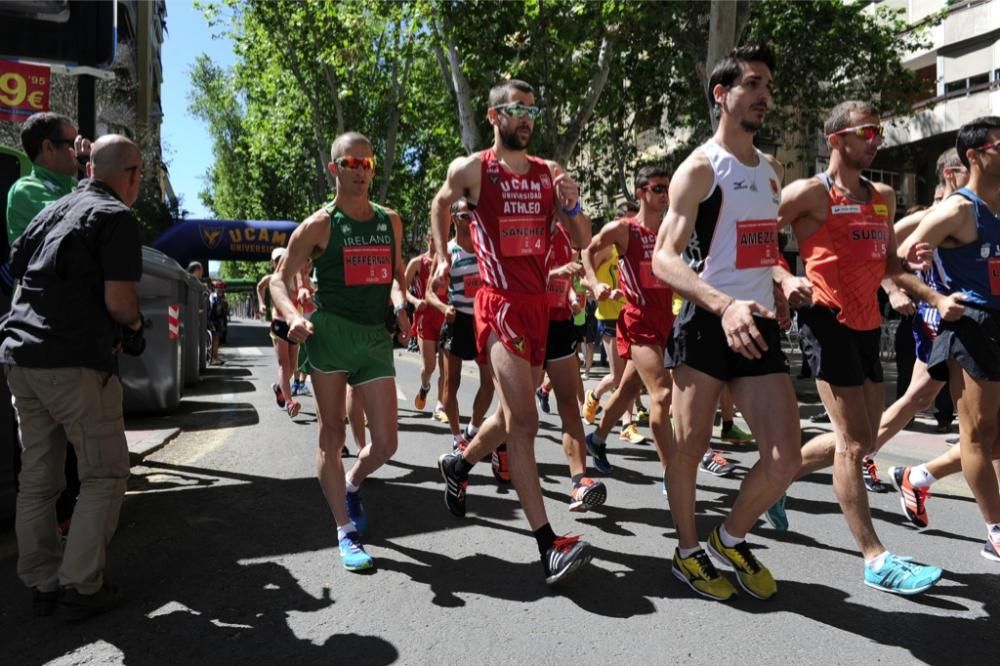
[337,524,356,541]
[465,424,478,438]
[908,464,937,488]
[719,524,743,548]
[345,476,359,494]
[678,545,701,558]
[866,550,889,571]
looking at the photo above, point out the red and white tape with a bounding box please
[168,304,180,340]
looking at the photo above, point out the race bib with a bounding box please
[849,221,888,260]
[735,219,779,269]
[638,260,666,290]
[342,246,392,286]
[499,217,547,257]
[463,274,482,297]
[990,258,1000,296]
[547,277,570,308]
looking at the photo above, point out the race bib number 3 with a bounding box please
[735,219,779,269]
[638,260,666,290]
[989,258,1000,296]
[499,217,547,257]
[343,246,392,286]
[849,221,889,260]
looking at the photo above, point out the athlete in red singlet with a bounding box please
[583,165,674,482]
[430,79,594,585]
[405,244,448,416]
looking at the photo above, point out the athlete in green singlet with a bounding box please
[271,131,411,573]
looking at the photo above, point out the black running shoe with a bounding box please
[438,452,468,518]
[862,457,889,493]
[543,534,592,585]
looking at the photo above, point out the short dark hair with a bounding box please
[824,100,879,136]
[935,148,962,183]
[450,197,469,216]
[707,44,776,115]
[635,165,671,190]
[489,79,534,108]
[20,112,73,162]
[955,116,1000,169]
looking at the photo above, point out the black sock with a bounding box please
[534,523,557,556]
[722,420,734,432]
[571,473,585,486]
[454,456,474,479]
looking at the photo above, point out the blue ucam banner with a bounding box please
[152,219,299,264]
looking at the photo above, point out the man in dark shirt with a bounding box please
[1,135,144,621]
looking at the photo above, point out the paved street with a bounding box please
[1,320,996,664]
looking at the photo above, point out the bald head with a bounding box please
[88,135,143,205]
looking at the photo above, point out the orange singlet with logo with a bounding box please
[799,174,891,331]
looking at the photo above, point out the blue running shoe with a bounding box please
[339,531,374,571]
[585,432,612,475]
[765,494,789,531]
[536,388,551,414]
[863,553,942,595]
[346,490,367,536]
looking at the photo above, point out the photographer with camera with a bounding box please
[1,135,144,621]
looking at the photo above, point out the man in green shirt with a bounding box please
[4,112,90,538]
[6,112,90,245]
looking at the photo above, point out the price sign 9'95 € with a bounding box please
[0,60,51,123]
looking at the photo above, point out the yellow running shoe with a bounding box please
[433,407,449,423]
[706,526,777,600]
[619,422,646,445]
[672,548,737,601]
[583,390,599,424]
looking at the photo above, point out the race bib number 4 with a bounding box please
[735,219,779,269]
[849,221,888,260]
[989,258,1000,296]
[638,260,666,290]
[499,217,547,257]
[343,246,392,286]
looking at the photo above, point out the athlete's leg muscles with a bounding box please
[818,378,886,560]
[726,373,801,538]
[876,360,945,452]
[950,362,1000,524]
[311,370,350,526]
[669,365,724,549]
[547,354,587,478]
[443,352,464,438]
[594,361,643,441]
[471,361,495,428]
[486,333,547,529]
[350,377,400,485]
[346,385,366,452]
[628,345,673,472]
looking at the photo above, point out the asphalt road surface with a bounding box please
[1,321,995,664]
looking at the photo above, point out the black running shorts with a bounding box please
[440,310,478,362]
[666,302,788,380]
[796,304,883,387]
[927,305,1000,382]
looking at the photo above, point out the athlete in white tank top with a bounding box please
[691,139,782,310]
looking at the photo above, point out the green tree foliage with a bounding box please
[189,0,932,276]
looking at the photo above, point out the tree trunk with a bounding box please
[322,64,346,136]
[379,33,414,205]
[702,0,752,130]
[553,31,616,165]
[435,15,480,154]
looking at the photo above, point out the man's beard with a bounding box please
[740,118,763,133]
[499,124,531,150]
